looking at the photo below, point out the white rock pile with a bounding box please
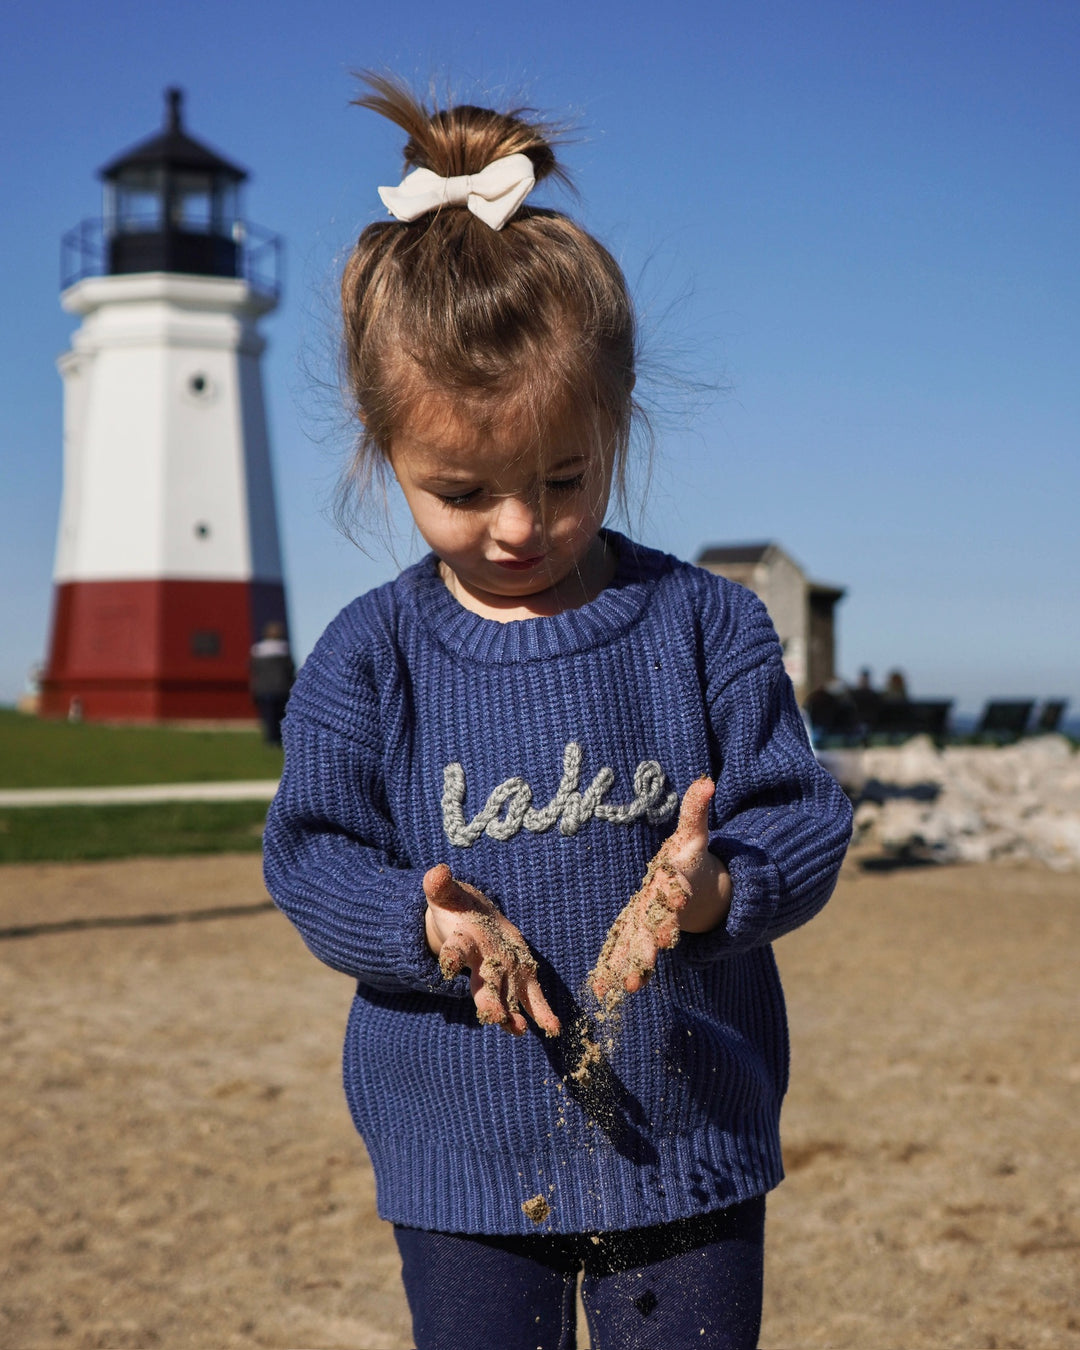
[819,735,1080,870]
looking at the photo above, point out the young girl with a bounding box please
[263,74,852,1350]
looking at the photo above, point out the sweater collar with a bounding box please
[401,531,673,664]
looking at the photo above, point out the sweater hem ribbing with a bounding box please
[364,1113,784,1237]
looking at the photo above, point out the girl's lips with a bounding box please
[493,556,544,571]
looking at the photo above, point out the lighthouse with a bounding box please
[40,89,288,722]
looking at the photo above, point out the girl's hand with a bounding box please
[590,778,732,1003]
[422,864,561,1038]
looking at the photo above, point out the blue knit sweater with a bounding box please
[263,533,852,1236]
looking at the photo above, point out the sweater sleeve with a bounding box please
[261,618,465,996]
[677,583,853,965]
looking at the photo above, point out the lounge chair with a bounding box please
[874,699,952,745]
[1033,700,1068,734]
[973,700,1034,743]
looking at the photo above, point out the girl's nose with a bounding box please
[491,495,541,549]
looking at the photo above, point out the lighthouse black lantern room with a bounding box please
[102,87,246,279]
[42,90,289,722]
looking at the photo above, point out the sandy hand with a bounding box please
[589,777,730,1005]
[423,864,561,1038]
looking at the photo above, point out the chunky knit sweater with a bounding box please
[263,533,852,1236]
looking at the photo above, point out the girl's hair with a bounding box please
[337,73,642,527]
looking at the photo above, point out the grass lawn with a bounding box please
[0,707,283,788]
[0,708,282,863]
[0,800,271,864]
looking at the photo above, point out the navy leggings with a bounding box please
[394,1196,765,1350]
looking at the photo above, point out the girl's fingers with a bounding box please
[668,777,715,862]
[603,923,636,993]
[623,925,661,993]
[473,975,527,1035]
[652,873,689,948]
[654,912,681,949]
[437,934,471,980]
[471,932,549,1036]
[471,966,510,1027]
[623,965,648,995]
[518,977,561,1037]
[423,863,472,912]
[591,921,644,998]
[424,865,558,1035]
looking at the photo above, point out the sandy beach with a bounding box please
[2,850,1077,1349]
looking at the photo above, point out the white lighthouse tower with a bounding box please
[41,89,288,722]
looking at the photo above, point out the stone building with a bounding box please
[696,543,845,705]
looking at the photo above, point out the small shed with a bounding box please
[695,543,845,705]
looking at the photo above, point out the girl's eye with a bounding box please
[438,489,482,507]
[436,473,584,506]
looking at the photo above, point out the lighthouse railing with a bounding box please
[61,218,108,290]
[232,221,284,300]
[61,217,283,300]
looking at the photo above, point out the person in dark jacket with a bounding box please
[249,620,294,745]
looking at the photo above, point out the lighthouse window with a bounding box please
[172,172,215,230]
[190,629,221,658]
[194,521,211,539]
[187,371,214,399]
[113,168,164,231]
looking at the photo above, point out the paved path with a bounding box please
[0,781,280,808]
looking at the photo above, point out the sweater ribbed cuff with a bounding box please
[676,838,781,964]
[382,870,453,991]
[376,872,472,998]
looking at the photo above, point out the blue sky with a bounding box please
[1,0,1077,715]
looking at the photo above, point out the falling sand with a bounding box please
[569,1032,602,1083]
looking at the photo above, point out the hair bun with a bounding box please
[353,72,562,187]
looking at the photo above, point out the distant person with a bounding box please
[249,621,294,745]
[804,683,837,735]
[810,685,853,739]
[262,75,852,1350]
[806,678,858,738]
[849,667,881,735]
[883,669,909,703]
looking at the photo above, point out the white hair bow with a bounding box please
[377,152,536,231]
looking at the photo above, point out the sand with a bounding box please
[521,1195,552,1227]
[1,850,1077,1348]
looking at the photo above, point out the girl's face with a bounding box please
[388,389,615,619]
